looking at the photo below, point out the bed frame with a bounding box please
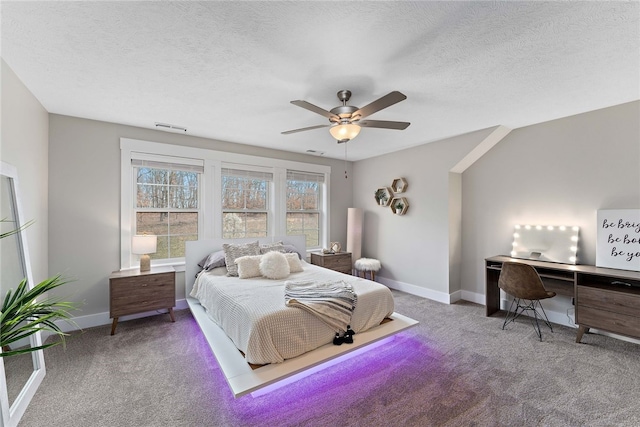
[185,236,419,398]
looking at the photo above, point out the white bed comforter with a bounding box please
[191,262,394,365]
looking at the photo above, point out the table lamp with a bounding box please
[132,234,157,272]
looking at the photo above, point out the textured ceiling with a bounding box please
[2,1,639,161]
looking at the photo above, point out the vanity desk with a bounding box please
[485,256,640,343]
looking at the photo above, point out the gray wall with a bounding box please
[461,101,640,309]
[351,101,639,314]
[48,114,353,320]
[6,58,637,328]
[1,59,49,283]
[352,127,495,300]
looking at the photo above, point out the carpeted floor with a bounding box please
[14,290,640,426]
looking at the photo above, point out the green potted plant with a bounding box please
[375,188,389,206]
[394,201,405,214]
[1,220,78,357]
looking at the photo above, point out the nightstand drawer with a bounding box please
[110,272,174,299]
[310,252,352,274]
[110,293,175,317]
[109,267,176,333]
[324,256,352,270]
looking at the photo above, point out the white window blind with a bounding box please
[286,170,324,183]
[222,167,273,181]
[132,158,204,174]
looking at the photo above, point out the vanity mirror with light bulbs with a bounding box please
[510,224,580,264]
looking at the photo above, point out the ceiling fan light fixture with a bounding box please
[329,123,361,142]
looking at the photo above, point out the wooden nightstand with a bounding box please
[310,252,352,275]
[109,266,176,335]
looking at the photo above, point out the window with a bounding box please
[286,170,324,247]
[222,167,272,238]
[121,138,330,270]
[132,157,202,262]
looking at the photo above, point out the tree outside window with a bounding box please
[135,167,199,259]
[286,171,323,248]
[222,169,270,238]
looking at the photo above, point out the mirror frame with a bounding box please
[0,161,46,427]
[510,224,580,264]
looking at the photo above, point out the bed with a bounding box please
[185,236,418,397]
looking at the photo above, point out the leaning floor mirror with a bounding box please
[0,161,46,427]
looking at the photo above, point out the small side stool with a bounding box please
[354,258,381,281]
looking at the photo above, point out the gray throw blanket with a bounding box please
[284,280,357,332]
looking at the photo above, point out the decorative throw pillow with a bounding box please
[259,251,290,280]
[236,255,263,279]
[260,241,284,254]
[282,244,303,260]
[223,241,260,276]
[198,250,227,271]
[285,252,304,273]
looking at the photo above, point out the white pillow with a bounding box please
[285,252,304,273]
[259,251,290,280]
[236,255,262,279]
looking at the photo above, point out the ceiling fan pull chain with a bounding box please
[344,142,348,179]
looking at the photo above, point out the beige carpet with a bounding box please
[14,290,640,426]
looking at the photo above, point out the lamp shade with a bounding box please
[329,123,361,141]
[132,235,157,255]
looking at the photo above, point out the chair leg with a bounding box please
[534,300,554,332]
[502,298,553,341]
[502,298,519,329]
[530,304,543,341]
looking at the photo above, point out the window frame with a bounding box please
[221,165,274,239]
[286,170,325,248]
[133,159,202,263]
[121,138,330,271]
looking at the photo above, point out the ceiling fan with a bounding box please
[282,90,410,143]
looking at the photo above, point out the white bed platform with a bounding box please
[185,237,419,398]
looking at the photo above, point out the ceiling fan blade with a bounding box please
[351,91,407,120]
[281,124,330,135]
[358,120,410,130]
[290,100,339,120]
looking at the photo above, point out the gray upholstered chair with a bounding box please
[498,261,556,341]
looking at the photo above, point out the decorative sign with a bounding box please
[596,209,640,271]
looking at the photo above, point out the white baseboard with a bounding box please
[461,290,485,305]
[53,287,640,347]
[378,275,454,304]
[467,290,640,345]
[49,298,190,338]
[459,289,578,328]
[376,285,640,346]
